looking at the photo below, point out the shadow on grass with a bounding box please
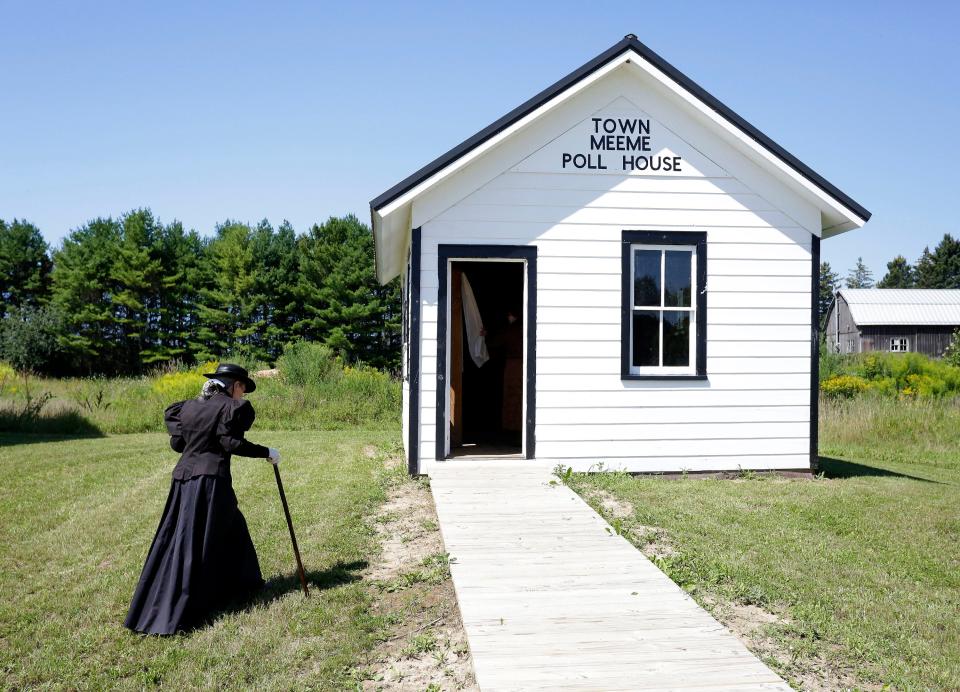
[818,456,939,483]
[203,559,368,626]
[262,559,368,597]
[0,411,104,445]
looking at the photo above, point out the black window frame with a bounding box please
[621,230,707,380]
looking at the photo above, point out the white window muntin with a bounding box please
[890,338,909,352]
[629,243,697,375]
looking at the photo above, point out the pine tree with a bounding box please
[113,210,165,370]
[845,257,874,289]
[877,255,917,288]
[0,218,52,317]
[915,234,960,288]
[295,215,400,368]
[195,221,263,361]
[51,218,124,373]
[818,261,840,324]
[154,221,207,364]
[249,220,300,360]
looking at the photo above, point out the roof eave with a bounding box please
[369,35,870,221]
[370,34,872,280]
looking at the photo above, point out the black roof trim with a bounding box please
[370,35,871,222]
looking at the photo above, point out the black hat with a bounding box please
[203,363,256,393]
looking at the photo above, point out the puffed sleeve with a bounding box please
[217,400,270,458]
[164,400,186,453]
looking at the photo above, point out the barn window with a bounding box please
[621,231,707,379]
[890,337,909,352]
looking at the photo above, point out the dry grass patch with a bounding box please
[356,459,476,691]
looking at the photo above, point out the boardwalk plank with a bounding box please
[431,464,790,691]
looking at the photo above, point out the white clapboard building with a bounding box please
[371,35,870,475]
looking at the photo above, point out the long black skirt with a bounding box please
[124,475,264,635]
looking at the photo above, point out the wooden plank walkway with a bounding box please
[430,461,790,691]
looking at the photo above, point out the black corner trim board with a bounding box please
[408,228,422,475]
[369,36,870,223]
[436,245,537,462]
[621,231,707,380]
[810,235,821,472]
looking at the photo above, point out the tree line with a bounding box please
[818,233,960,323]
[0,211,400,375]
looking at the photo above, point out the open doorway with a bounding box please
[449,261,524,458]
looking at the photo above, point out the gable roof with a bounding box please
[371,34,870,221]
[838,289,960,326]
[371,34,871,283]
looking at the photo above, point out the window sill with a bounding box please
[622,374,708,381]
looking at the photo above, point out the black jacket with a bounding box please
[164,391,270,480]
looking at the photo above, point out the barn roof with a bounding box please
[370,34,871,283]
[839,289,960,326]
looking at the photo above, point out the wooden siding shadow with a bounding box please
[818,456,940,483]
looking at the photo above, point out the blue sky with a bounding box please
[1,1,957,282]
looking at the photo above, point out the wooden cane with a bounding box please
[273,463,309,597]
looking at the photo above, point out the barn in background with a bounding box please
[372,35,870,476]
[825,289,960,356]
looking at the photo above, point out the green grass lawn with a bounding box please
[0,429,401,689]
[566,397,960,689]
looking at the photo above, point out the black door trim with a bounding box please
[436,245,537,461]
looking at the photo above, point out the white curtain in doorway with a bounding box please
[461,274,489,368]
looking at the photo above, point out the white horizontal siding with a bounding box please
[538,455,811,473]
[708,291,811,309]
[527,273,813,294]
[414,156,814,474]
[435,203,796,229]
[538,405,810,425]
[419,389,810,415]
[421,239,810,262]
[538,290,621,307]
[481,171,755,195]
[538,421,809,442]
[536,357,810,375]
[411,356,802,377]
[536,438,808,458]
[536,323,812,342]
[538,340,812,358]
[421,220,811,245]
[461,187,781,213]
[702,275,810,293]
[537,306,810,326]
[534,389,810,408]
[535,373,810,391]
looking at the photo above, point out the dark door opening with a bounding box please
[450,261,524,457]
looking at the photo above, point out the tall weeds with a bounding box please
[820,395,960,470]
[0,345,400,434]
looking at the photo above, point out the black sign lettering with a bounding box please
[568,117,681,173]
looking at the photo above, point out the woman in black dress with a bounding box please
[125,363,280,635]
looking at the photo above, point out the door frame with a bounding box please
[436,245,537,461]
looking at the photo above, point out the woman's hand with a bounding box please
[268,448,281,465]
